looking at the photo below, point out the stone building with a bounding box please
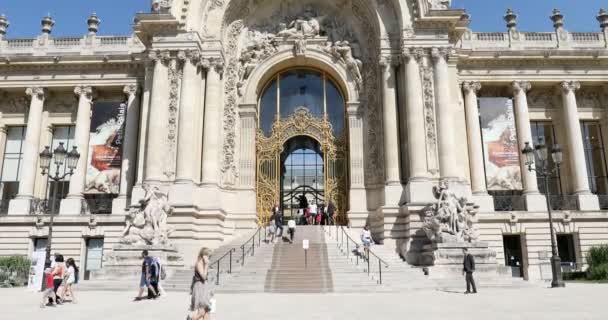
[0,0,607,281]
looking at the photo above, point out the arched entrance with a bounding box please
[256,68,348,225]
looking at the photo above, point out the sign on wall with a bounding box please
[85,102,126,194]
[479,97,522,191]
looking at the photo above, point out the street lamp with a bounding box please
[39,142,80,267]
[521,139,565,288]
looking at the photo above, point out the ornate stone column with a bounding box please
[233,103,258,228]
[346,102,368,227]
[0,124,7,183]
[144,50,171,183]
[380,56,403,206]
[9,87,45,215]
[512,81,546,211]
[60,85,93,215]
[170,50,202,206]
[431,48,459,180]
[462,81,494,211]
[560,81,599,210]
[402,48,434,204]
[201,60,223,187]
[112,84,140,213]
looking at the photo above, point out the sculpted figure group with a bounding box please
[422,182,478,244]
[121,184,174,246]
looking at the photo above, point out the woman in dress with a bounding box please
[59,258,79,303]
[51,254,66,304]
[188,247,212,320]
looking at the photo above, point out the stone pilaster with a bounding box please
[0,123,7,182]
[560,81,599,210]
[144,50,171,183]
[112,84,140,213]
[201,59,223,187]
[380,56,403,207]
[512,81,546,211]
[432,48,459,181]
[402,48,434,204]
[346,102,368,226]
[9,87,45,215]
[462,81,494,212]
[60,85,94,215]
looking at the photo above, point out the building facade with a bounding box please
[1,0,608,281]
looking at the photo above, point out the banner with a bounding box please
[479,98,522,191]
[85,102,126,194]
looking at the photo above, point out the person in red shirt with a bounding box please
[40,268,57,308]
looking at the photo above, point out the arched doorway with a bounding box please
[281,136,325,219]
[256,68,348,225]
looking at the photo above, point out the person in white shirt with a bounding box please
[287,219,296,244]
[360,225,373,259]
[309,203,318,225]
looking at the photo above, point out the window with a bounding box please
[258,69,345,137]
[0,127,26,213]
[530,122,562,195]
[581,121,608,195]
[46,126,75,214]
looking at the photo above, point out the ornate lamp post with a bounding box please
[521,139,565,288]
[39,143,80,266]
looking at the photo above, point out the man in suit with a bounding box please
[462,248,477,294]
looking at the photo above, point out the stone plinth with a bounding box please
[422,242,510,279]
[91,244,184,281]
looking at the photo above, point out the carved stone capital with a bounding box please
[177,49,201,66]
[25,87,45,100]
[511,81,531,94]
[123,84,139,97]
[200,57,224,74]
[462,81,482,94]
[431,47,450,62]
[402,47,425,63]
[74,85,93,100]
[560,81,581,94]
[148,50,171,66]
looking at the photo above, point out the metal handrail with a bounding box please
[240,227,263,266]
[208,248,235,286]
[330,225,389,284]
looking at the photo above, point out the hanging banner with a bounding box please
[85,102,126,194]
[479,97,522,191]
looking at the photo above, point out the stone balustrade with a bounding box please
[0,35,143,55]
[464,31,606,50]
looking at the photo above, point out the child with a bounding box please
[287,219,296,244]
[41,268,57,308]
[59,258,79,303]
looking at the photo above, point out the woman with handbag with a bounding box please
[187,247,212,320]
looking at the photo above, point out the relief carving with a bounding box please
[420,52,440,176]
[164,57,181,180]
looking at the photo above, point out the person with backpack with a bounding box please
[50,254,66,304]
[58,258,79,303]
[135,250,158,300]
[153,256,167,297]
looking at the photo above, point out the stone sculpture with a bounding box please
[324,41,363,89]
[151,0,172,13]
[422,182,478,243]
[121,184,174,246]
[428,0,451,10]
[277,9,321,38]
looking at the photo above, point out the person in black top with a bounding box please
[462,248,477,294]
[272,204,283,243]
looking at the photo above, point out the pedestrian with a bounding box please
[305,206,311,225]
[58,258,79,303]
[327,201,336,225]
[51,254,66,304]
[309,202,318,225]
[287,219,296,244]
[360,225,372,259]
[187,247,212,320]
[266,219,276,243]
[153,256,167,297]
[40,268,57,308]
[273,204,284,243]
[135,250,158,300]
[462,248,477,294]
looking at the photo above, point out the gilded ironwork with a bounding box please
[256,107,349,225]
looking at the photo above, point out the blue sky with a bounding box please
[0,1,605,37]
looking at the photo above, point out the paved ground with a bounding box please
[1,283,607,320]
